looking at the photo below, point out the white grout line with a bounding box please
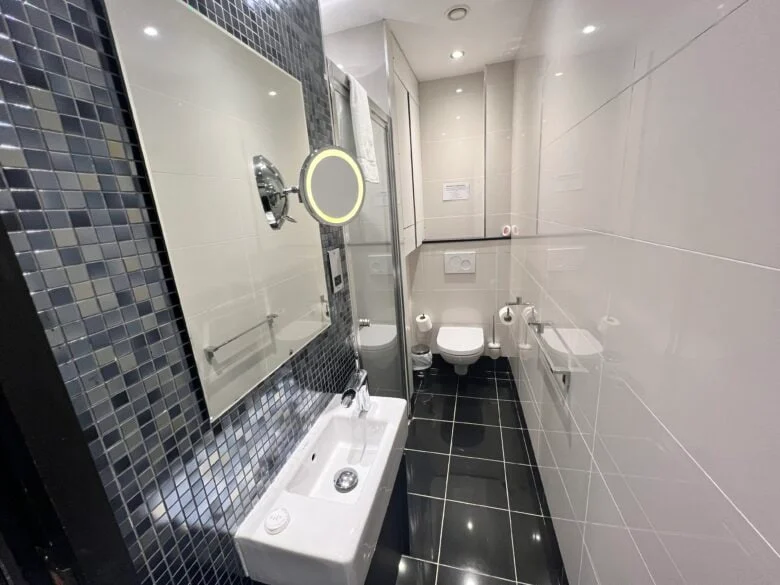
[438,560,519,584]
[495,373,520,584]
[412,415,524,430]
[433,375,458,585]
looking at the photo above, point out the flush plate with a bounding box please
[444,251,476,274]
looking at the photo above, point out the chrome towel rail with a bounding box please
[521,307,587,392]
[204,313,278,361]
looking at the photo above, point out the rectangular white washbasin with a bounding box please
[235,394,408,585]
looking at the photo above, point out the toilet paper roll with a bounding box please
[415,313,432,333]
[498,306,515,325]
[501,225,511,237]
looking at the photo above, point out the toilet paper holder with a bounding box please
[506,296,533,307]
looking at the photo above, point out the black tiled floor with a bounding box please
[413,393,455,420]
[418,371,458,395]
[446,455,507,509]
[501,428,531,464]
[454,397,500,426]
[407,419,452,454]
[496,379,519,401]
[398,358,567,585]
[458,377,497,399]
[506,463,543,515]
[439,501,516,581]
[452,423,504,460]
[396,557,436,585]
[498,400,525,429]
[437,566,511,585]
[511,513,567,585]
[406,451,448,498]
[408,495,444,563]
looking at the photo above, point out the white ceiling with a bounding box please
[319,0,535,81]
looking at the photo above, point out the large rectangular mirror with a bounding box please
[105,0,330,419]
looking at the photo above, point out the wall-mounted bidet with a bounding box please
[437,326,484,375]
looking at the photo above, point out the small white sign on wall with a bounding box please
[443,182,470,201]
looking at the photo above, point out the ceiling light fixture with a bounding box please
[554,71,564,77]
[450,49,465,60]
[446,5,469,21]
[143,26,159,37]
[582,24,597,34]
[268,90,277,96]
[455,88,463,93]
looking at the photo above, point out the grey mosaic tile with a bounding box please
[0,0,353,583]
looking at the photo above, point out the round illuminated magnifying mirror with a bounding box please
[298,147,365,226]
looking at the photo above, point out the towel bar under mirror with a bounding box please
[104,0,332,420]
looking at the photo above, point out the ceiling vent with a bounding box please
[446,5,469,21]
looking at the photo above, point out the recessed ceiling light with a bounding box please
[455,115,461,120]
[554,71,564,77]
[268,91,277,96]
[446,5,469,21]
[143,26,159,37]
[582,24,597,34]
[455,88,463,93]
[450,49,465,60]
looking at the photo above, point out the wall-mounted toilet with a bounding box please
[436,326,484,375]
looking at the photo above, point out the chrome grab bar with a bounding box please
[520,306,587,392]
[204,313,278,361]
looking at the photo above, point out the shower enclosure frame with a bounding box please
[326,61,413,416]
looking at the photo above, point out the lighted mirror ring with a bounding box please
[298,146,366,227]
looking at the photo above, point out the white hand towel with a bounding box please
[348,74,379,183]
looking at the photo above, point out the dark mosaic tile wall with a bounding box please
[0,0,354,583]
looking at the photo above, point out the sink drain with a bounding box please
[333,467,359,493]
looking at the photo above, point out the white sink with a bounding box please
[235,394,408,585]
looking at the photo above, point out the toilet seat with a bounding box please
[437,326,484,356]
[358,324,397,352]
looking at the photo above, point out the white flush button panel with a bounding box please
[444,251,476,274]
[328,248,344,293]
[368,254,392,275]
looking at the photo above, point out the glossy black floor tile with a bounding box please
[501,427,531,464]
[465,356,496,378]
[439,501,515,581]
[437,566,511,585]
[511,512,567,585]
[418,372,458,395]
[506,463,543,515]
[395,556,436,585]
[413,393,455,420]
[407,495,444,563]
[455,397,500,426]
[407,419,453,454]
[405,450,448,498]
[452,423,504,460]
[496,379,519,400]
[457,377,497,399]
[498,400,524,428]
[447,455,508,509]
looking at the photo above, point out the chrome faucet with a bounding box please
[341,369,369,412]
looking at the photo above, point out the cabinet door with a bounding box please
[408,96,424,248]
[392,74,415,233]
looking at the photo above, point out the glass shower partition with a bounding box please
[327,62,412,406]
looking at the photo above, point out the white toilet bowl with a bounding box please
[358,324,398,369]
[436,326,484,375]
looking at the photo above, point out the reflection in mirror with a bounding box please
[253,155,298,230]
[105,0,331,419]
